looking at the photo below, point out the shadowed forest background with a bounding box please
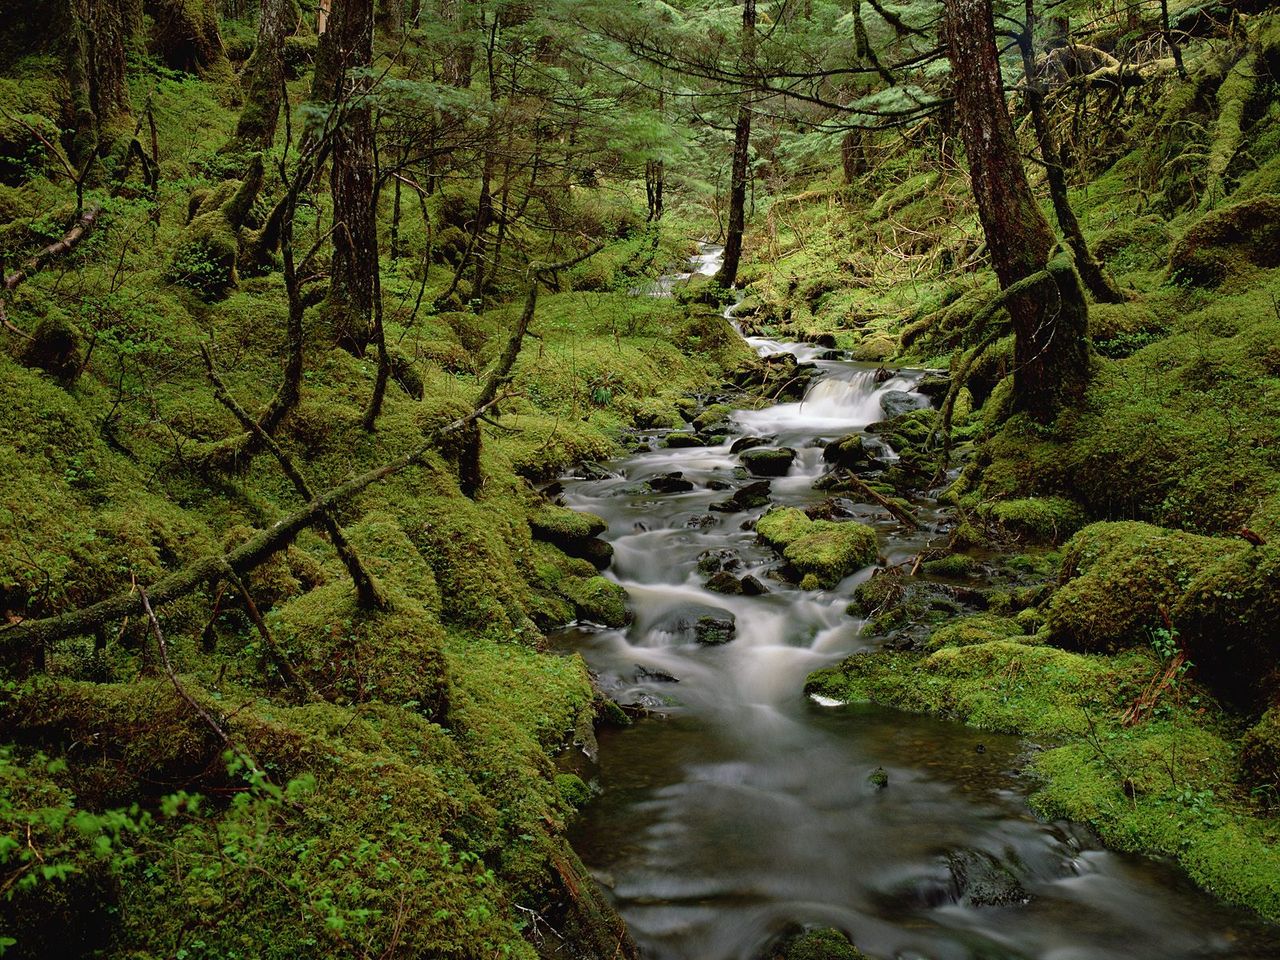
[0,0,1279,957]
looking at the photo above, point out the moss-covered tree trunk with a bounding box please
[65,0,141,164]
[943,0,1089,421]
[1020,0,1124,304]
[228,0,298,151]
[312,0,377,354]
[145,0,229,77]
[713,0,755,290]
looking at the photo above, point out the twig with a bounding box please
[139,583,265,780]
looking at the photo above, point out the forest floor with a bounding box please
[1,6,1279,959]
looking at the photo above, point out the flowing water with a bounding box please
[551,246,1280,960]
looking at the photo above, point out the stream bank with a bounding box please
[547,246,1280,960]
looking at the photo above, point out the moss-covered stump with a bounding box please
[757,507,878,588]
[1241,709,1280,793]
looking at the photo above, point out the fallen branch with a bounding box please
[3,203,104,293]
[1,395,503,657]
[203,344,388,611]
[840,472,920,528]
[140,583,266,780]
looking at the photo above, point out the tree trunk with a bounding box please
[840,129,866,183]
[65,0,140,164]
[943,0,1089,421]
[438,0,473,87]
[146,0,229,77]
[713,0,755,289]
[312,0,377,354]
[1020,0,1125,304]
[228,0,298,151]
[645,158,665,220]
[375,0,402,33]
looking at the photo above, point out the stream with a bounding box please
[550,245,1280,960]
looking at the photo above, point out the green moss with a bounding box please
[979,496,1086,544]
[1046,521,1242,653]
[271,583,450,720]
[773,927,868,960]
[852,334,895,361]
[1031,727,1280,923]
[1169,193,1280,286]
[756,507,814,549]
[527,503,608,542]
[920,553,979,578]
[927,613,1024,650]
[561,575,629,627]
[1173,541,1280,711]
[806,641,1146,740]
[756,508,878,588]
[1241,709,1280,793]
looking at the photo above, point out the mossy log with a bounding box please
[0,396,503,666]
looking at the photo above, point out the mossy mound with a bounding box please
[806,641,1146,739]
[1173,542,1280,711]
[1046,521,1244,653]
[270,583,450,720]
[1169,193,1280,286]
[978,496,1086,544]
[1241,709,1280,793]
[926,613,1025,650]
[757,508,878,589]
[561,575,630,627]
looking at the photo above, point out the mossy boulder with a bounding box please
[563,575,629,627]
[756,507,817,549]
[978,496,1086,544]
[740,446,797,477]
[852,335,895,361]
[1168,193,1280,286]
[1046,521,1242,653]
[757,508,877,588]
[822,433,871,470]
[22,312,84,385]
[764,926,868,960]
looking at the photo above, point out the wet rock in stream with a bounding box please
[705,571,745,594]
[651,603,737,646]
[730,435,773,454]
[710,479,773,513]
[663,432,706,448]
[740,446,797,477]
[880,389,930,418]
[946,849,1032,907]
[760,925,868,960]
[647,472,695,493]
